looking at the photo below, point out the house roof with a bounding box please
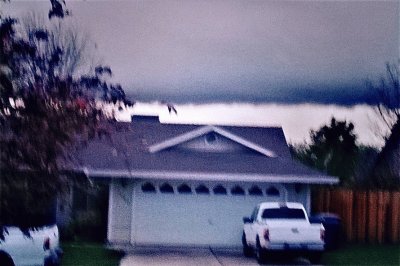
[72,120,338,184]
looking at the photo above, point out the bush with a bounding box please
[60,210,107,242]
[60,184,109,242]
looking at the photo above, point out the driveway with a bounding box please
[120,247,314,266]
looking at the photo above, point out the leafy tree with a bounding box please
[352,146,379,187]
[292,118,358,185]
[0,2,131,237]
[49,0,70,19]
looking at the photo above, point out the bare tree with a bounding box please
[20,11,97,80]
[369,61,400,130]
[367,61,400,188]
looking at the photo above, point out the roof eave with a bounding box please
[79,168,339,185]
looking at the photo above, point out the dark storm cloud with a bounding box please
[129,83,375,105]
[5,0,399,104]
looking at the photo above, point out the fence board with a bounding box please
[368,191,378,243]
[376,192,385,243]
[354,191,367,242]
[383,191,390,243]
[389,192,400,243]
[343,190,353,241]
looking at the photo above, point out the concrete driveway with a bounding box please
[119,247,314,266]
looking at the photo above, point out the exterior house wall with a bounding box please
[107,180,132,243]
[285,183,311,214]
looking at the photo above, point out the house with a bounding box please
[72,115,338,248]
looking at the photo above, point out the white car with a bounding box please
[0,224,62,266]
[242,202,325,263]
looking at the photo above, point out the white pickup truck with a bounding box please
[242,202,325,264]
[0,224,62,266]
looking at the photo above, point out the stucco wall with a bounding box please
[107,180,133,243]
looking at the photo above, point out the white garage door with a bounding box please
[132,181,286,247]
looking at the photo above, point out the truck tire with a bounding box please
[0,251,15,266]
[242,232,253,257]
[255,238,267,264]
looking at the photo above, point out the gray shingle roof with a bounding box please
[72,120,338,184]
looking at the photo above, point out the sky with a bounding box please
[4,0,399,104]
[2,0,399,146]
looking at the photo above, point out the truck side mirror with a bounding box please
[243,217,252,224]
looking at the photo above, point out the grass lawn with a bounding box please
[60,241,399,266]
[61,242,124,266]
[322,243,400,265]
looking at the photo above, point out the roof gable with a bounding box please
[148,125,278,157]
[170,131,261,154]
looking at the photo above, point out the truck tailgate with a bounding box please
[266,220,322,244]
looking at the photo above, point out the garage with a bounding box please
[132,181,286,247]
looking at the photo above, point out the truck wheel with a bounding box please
[255,238,267,264]
[242,232,253,257]
[0,251,15,266]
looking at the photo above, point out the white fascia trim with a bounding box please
[148,125,213,153]
[83,168,339,185]
[211,126,277,157]
[148,125,277,158]
[107,181,115,241]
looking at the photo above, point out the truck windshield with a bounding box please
[261,207,306,219]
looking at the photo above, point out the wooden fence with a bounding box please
[312,188,400,244]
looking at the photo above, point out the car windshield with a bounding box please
[261,207,306,219]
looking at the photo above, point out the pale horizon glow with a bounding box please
[116,102,388,148]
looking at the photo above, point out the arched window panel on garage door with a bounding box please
[266,186,280,196]
[177,184,192,194]
[160,183,174,194]
[195,184,210,194]
[231,186,245,195]
[141,182,156,193]
[213,184,227,195]
[248,185,263,196]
